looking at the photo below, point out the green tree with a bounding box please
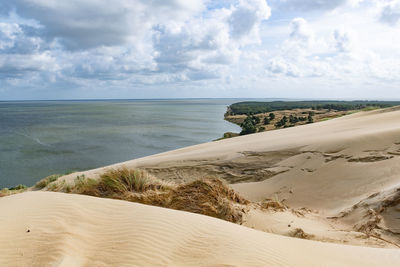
[240,115,257,135]
[251,115,260,124]
[307,114,314,123]
[269,113,275,120]
[274,121,283,128]
[289,114,299,124]
[263,117,270,125]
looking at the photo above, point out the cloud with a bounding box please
[271,0,346,11]
[0,52,57,77]
[266,58,300,77]
[289,17,314,43]
[7,0,205,50]
[229,0,271,41]
[380,0,400,25]
[1,0,400,99]
[0,0,272,86]
[152,0,270,80]
[0,22,43,54]
[332,29,353,52]
[265,17,357,78]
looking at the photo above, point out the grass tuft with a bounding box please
[99,169,161,194]
[34,174,62,189]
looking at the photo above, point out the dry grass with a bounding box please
[47,168,249,223]
[167,177,249,223]
[289,228,313,239]
[259,195,287,211]
[34,174,62,189]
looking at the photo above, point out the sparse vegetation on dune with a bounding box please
[0,184,28,197]
[34,174,62,189]
[46,168,249,223]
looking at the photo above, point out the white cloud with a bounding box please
[380,0,400,25]
[0,0,272,84]
[289,17,314,44]
[229,0,271,42]
[0,51,57,76]
[271,0,346,11]
[0,0,400,99]
[10,0,205,50]
[332,29,353,52]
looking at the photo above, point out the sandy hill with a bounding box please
[1,192,399,266]
[2,107,400,265]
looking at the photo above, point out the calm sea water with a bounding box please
[0,99,242,188]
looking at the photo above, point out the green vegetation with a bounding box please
[97,169,165,194]
[289,114,298,124]
[269,112,275,120]
[237,109,317,135]
[240,115,258,135]
[9,184,27,190]
[0,184,28,197]
[224,100,400,136]
[226,101,400,115]
[308,112,314,123]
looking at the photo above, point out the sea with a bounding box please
[0,99,244,188]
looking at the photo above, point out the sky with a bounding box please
[0,0,399,100]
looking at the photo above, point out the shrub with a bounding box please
[34,174,62,189]
[9,184,27,190]
[269,113,275,120]
[307,114,314,123]
[240,115,257,135]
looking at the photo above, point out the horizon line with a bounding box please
[1,97,400,102]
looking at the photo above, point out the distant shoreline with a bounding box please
[222,100,400,137]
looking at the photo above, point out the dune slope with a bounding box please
[1,192,400,267]
[52,107,400,248]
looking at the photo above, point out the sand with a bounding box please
[2,107,400,265]
[1,192,399,266]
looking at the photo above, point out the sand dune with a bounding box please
[2,107,400,265]
[61,107,400,193]
[56,108,400,246]
[1,192,400,266]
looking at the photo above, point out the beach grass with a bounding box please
[47,168,248,223]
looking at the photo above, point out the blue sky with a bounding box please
[0,0,400,100]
